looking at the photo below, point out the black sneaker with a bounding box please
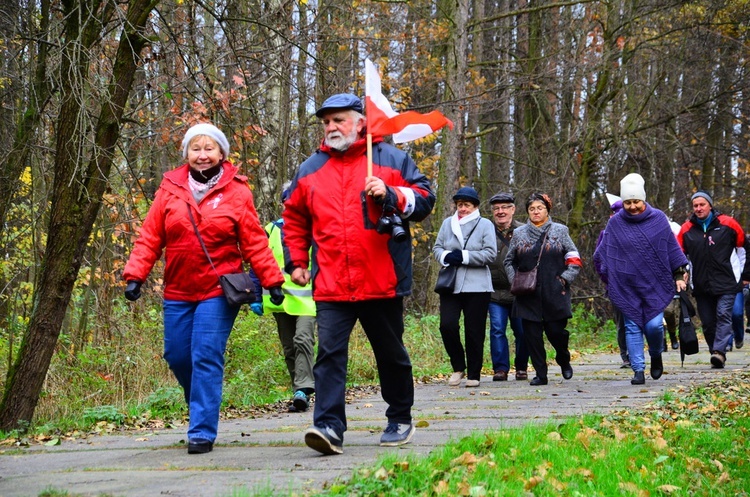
[292,390,309,412]
[529,376,548,386]
[304,426,343,455]
[710,351,726,369]
[380,422,415,447]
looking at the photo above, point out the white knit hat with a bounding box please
[620,173,646,201]
[181,123,230,159]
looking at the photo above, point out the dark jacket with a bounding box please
[489,220,522,305]
[677,211,750,296]
[283,136,435,301]
[504,219,582,322]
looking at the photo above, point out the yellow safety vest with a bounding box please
[262,220,316,316]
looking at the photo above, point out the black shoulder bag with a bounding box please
[186,203,257,306]
[434,219,480,295]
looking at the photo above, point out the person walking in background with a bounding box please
[596,193,630,369]
[504,193,582,386]
[593,173,688,385]
[433,187,496,388]
[283,94,435,455]
[677,191,750,368]
[123,123,285,454]
[661,218,685,353]
[249,183,316,412]
[486,192,529,381]
[727,241,748,351]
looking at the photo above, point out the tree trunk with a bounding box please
[0,0,159,431]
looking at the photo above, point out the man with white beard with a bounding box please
[282,93,436,455]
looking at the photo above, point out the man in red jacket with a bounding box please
[283,93,436,455]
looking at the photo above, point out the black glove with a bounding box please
[269,286,285,306]
[124,281,142,301]
[444,249,463,266]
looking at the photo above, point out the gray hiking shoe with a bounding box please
[304,426,343,455]
[379,422,415,447]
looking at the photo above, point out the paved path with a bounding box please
[1,345,748,497]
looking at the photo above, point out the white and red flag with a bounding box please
[365,59,453,144]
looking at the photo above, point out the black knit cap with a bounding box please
[452,186,480,206]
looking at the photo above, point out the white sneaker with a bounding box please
[447,371,464,386]
[465,379,480,387]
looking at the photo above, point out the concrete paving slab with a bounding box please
[1,345,747,497]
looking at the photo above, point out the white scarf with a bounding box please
[450,208,480,243]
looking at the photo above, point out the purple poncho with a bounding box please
[593,205,688,329]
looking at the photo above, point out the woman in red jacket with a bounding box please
[123,123,284,454]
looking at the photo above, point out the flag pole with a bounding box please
[367,133,373,177]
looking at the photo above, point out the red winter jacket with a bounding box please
[123,162,284,301]
[282,136,435,301]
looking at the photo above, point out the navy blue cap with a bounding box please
[452,186,480,206]
[315,93,364,117]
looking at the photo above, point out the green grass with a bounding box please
[243,371,750,496]
[0,303,617,439]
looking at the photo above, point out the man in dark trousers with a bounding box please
[677,191,750,368]
[282,93,436,455]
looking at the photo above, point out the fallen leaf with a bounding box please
[524,475,543,490]
[452,451,478,467]
[547,431,561,441]
[374,467,389,480]
[657,484,681,494]
[415,420,430,428]
[44,438,61,446]
[434,480,450,495]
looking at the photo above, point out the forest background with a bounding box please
[0,0,748,432]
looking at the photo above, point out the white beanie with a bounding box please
[181,123,230,159]
[620,173,646,201]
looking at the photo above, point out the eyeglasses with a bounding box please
[528,206,547,213]
[492,205,514,211]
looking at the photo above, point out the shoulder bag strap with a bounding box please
[533,228,550,268]
[462,219,481,249]
[186,202,221,279]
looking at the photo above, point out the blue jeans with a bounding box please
[163,297,239,442]
[623,313,664,373]
[488,302,528,372]
[729,292,745,346]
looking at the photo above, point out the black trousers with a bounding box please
[439,292,491,380]
[313,299,413,439]
[521,318,570,380]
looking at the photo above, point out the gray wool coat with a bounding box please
[503,219,582,321]
[433,214,497,294]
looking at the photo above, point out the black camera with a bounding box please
[376,212,407,243]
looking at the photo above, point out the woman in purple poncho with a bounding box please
[593,173,688,385]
